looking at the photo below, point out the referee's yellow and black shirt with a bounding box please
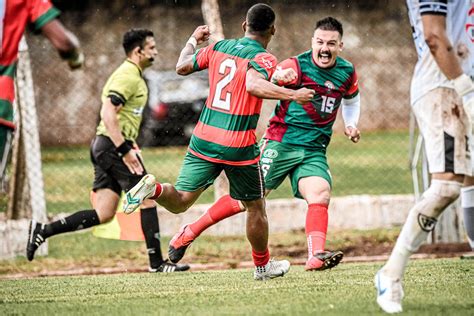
[96,59,148,142]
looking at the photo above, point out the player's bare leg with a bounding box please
[244,198,290,280]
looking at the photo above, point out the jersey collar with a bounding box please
[126,59,143,77]
[241,37,264,49]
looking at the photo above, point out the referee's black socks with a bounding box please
[140,206,164,268]
[42,209,100,238]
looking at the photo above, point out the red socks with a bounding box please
[305,203,329,258]
[252,248,270,266]
[151,183,163,199]
[188,195,243,237]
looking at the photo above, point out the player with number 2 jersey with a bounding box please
[123,3,315,281]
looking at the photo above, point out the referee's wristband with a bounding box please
[116,141,133,157]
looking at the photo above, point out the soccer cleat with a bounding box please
[305,250,344,271]
[374,270,404,314]
[168,225,195,263]
[149,260,190,273]
[253,259,291,281]
[123,174,156,214]
[26,220,46,261]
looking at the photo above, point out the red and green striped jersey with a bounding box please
[265,51,359,151]
[189,37,277,166]
[0,0,60,130]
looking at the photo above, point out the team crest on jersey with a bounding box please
[263,148,278,159]
[417,213,437,232]
[261,56,274,69]
[324,80,335,90]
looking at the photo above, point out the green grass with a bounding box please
[0,228,401,275]
[0,259,472,315]
[1,130,413,214]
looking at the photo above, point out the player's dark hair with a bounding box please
[315,17,343,37]
[246,3,275,35]
[122,28,154,55]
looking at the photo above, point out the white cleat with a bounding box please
[375,270,404,314]
[254,259,290,281]
[123,174,156,214]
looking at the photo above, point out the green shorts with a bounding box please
[175,151,264,201]
[259,139,332,199]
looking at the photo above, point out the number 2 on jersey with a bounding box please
[212,59,237,111]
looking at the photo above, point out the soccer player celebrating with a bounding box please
[123,3,315,280]
[26,29,189,273]
[375,1,474,313]
[164,17,360,271]
[1,0,84,182]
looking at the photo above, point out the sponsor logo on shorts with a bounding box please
[263,148,278,159]
[417,213,437,232]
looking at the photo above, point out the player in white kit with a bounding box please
[375,0,474,313]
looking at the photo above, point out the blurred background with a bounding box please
[2,0,416,215]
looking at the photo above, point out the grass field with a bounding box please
[0,228,403,275]
[0,259,472,315]
[0,129,413,214]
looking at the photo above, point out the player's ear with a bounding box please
[270,25,275,35]
[339,41,344,51]
[242,21,247,32]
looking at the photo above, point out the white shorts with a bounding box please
[412,88,473,176]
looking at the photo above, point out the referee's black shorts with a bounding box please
[90,135,147,195]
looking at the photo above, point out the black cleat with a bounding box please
[305,250,344,271]
[168,225,194,263]
[168,244,190,264]
[26,220,46,261]
[149,259,190,273]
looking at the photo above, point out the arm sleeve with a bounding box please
[342,94,360,128]
[271,58,300,86]
[106,74,138,105]
[29,0,60,31]
[248,52,278,80]
[419,0,447,16]
[192,43,216,71]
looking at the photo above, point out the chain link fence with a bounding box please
[2,1,418,216]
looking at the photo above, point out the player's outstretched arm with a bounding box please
[176,25,210,76]
[246,68,314,104]
[41,19,84,70]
